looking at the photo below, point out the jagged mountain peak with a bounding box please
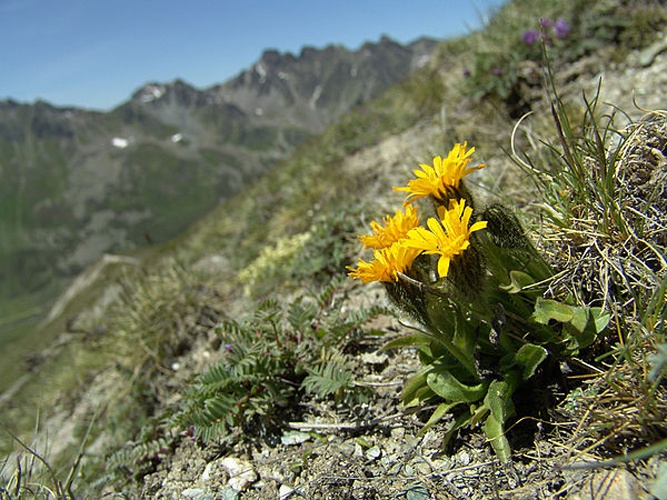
[130,79,214,108]
[210,35,438,125]
[131,82,169,104]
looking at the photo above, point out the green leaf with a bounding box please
[569,306,589,333]
[483,380,515,463]
[532,298,575,324]
[468,401,491,428]
[417,401,462,436]
[485,380,511,424]
[452,309,479,362]
[515,344,548,380]
[499,270,536,294]
[427,371,487,403]
[568,307,609,351]
[554,306,608,354]
[564,324,596,352]
[402,368,433,407]
[381,333,432,351]
[531,301,609,347]
[484,414,512,463]
[589,307,611,333]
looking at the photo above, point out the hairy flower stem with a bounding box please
[396,272,481,380]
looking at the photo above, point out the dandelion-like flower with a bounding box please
[393,142,485,204]
[359,205,421,250]
[403,199,487,278]
[438,198,488,247]
[347,244,421,284]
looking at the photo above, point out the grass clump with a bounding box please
[510,75,667,460]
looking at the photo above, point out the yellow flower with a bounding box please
[393,142,485,204]
[438,198,488,245]
[358,205,421,249]
[403,199,487,278]
[347,243,421,283]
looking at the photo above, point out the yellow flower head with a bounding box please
[393,142,485,204]
[347,243,421,284]
[437,198,488,248]
[358,205,421,249]
[402,198,487,278]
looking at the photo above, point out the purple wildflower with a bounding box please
[521,29,540,45]
[491,66,504,76]
[463,67,471,78]
[553,18,571,39]
[539,17,553,29]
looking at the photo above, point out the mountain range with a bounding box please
[0,36,437,320]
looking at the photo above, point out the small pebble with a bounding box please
[365,445,382,460]
[278,484,295,499]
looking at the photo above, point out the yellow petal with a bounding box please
[437,255,451,277]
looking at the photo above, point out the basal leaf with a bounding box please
[515,343,548,380]
[499,270,536,294]
[381,333,432,351]
[417,401,462,436]
[484,414,512,463]
[589,307,611,334]
[553,306,608,353]
[402,368,433,407]
[564,322,596,351]
[531,298,575,324]
[483,380,515,463]
[485,380,512,424]
[565,307,609,351]
[569,306,589,333]
[427,371,487,403]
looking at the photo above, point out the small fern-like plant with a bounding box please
[174,280,385,443]
[302,351,354,401]
[105,433,176,486]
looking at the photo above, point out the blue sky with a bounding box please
[1,0,507,111]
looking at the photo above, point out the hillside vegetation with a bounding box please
[2,0,667,498]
